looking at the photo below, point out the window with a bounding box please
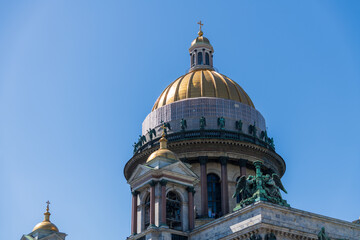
[198,52,203,65]
[205,52,210,65]
[144,194,150,229]
[166,191,182,230]
[207,173,221,217]
[192,54,195,66]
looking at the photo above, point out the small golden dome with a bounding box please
[152,69,255,111]
[32,201,59,232]
[146,132,179,163]
[190,35,212,48]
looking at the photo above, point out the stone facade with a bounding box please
[190,201,360,240]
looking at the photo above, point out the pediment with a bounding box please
[128,164,152,183]
[162,161,199,179]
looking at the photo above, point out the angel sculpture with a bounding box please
[232,175,256,201]
[217,116,225,130]
[180,118,187,131]
[263,173,287,199]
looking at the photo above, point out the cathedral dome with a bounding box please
[152,69,255,111]
[32,202,59,232]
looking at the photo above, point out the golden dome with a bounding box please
[146,134,179,163]
[190,35,212,49]
[32,201,59,232]
[33,220,59,232]
[152,69,255,111]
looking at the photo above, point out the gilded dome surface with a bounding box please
[152,69,255,111]
[33,221,59,232]
[146,136,179,163]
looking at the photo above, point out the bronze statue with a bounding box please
[318,227,330,240]
[217,116,225,130]
[235,120,243,132]
[263,174,287,199]
[147,128,156,141]
[200,116,206,130]
[159,122,171,134]
[180,118,187,131]
[233,175,256,201]
[233,161,289,210]
[248,122,257,138]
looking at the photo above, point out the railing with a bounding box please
[133,129,275,155]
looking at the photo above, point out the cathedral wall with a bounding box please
[189,202,360,240]
[142,98,266,139]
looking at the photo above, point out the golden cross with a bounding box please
[160,123,166,136]
[197,20,203,32]
[46,200,50,212]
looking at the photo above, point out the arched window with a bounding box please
[205,52,210,65]
[198,52,203,65]
[166,191,182,230]
[207,173,221,217]
[144,194,150,229]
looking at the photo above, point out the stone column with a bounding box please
[199,156,208,217]
[149,180,156,227]
[202,49,205,65]
[131,191,139,235]
[187,187,195,230]
[159,180,167,226]
[220,157,229,215]
[239,159,247,177]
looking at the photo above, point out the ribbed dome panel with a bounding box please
[152,70,255,111]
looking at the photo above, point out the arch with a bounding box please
[166,191,182,230]
[144,194,150,229]
[205,52,210,65]
[198,52,203,65]
[207,173,221,217]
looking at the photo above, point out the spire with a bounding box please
[44,201,51,222]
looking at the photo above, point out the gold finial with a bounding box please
[44,201,51,222]
[159,123,168,149]
[197,20,204,36]
[160,123,166,138]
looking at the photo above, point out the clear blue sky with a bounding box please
[0,1,359,239]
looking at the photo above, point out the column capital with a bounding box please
[159,179,168,186]
[186,186,196,194]
[149,180,157,187]
[199,156,208,165]
[131,190,139,196]
[219,156,229,165]
[239,158,247,167]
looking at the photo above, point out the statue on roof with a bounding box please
[200,116,206,130]
[218,116,225,130]
[317,227,330,240]
[159,121,171,135]
[233,161,289,210]
[147,128,156,141]
[235,120,243,132]
[180,118,187,131]
[248,122,257,138]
